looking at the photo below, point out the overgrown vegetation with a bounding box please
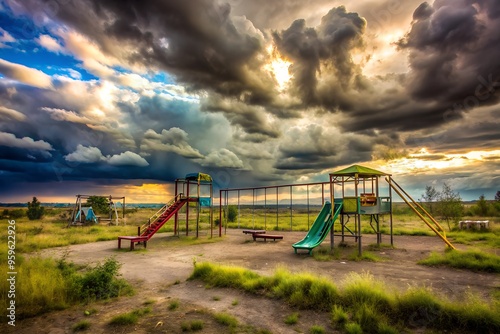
[419,249,500,273]
[0,256,133,318]
[190,262,500,333]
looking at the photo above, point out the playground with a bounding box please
[3,166,499,333]
[10,229,499,333]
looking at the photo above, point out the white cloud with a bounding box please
[42,107,96,125]
[141,128,204,159]
[0,131,53,151]
[64,145,149,167]
[0,28,15,46]
[36,34,65,53]
[107,151,149,167]
[0,59,53,89]
[199,148,244,168]
[0,106,26,121]
[64,145,104,163]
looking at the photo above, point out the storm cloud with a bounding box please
[0,0,499,201]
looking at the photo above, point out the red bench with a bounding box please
[118,236,148,250]
[252,233,283,242]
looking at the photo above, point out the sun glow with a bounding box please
[264,45,292,91]
[379,148,500,174]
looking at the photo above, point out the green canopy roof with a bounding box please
[185,172,213,183]
[330,165,389,177]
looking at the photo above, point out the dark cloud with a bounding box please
[18,0,275,101]
[398,0,500,106]
[273,6,366,106]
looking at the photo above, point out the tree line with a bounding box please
[420,185,500,230]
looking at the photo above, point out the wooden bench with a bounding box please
[118,236,148,250]
[242,229,266,235]
[252,233,283,242]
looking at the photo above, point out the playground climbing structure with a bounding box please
[118,173,214,250]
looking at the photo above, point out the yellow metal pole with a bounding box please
[385,177,455,250]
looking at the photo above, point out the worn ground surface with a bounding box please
[3,229,499,333]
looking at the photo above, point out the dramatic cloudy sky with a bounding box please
[0,0,499,203]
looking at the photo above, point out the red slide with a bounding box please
[118,195,187,250]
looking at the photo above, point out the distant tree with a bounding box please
[495,191,500,202]
[85,196,110,215]
[421,185,439,214]
[27,197,45,220]
[227,205,238,223]
[475,194,489,217]
[436,183,463,231]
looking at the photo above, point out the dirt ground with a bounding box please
[4,230,500,333]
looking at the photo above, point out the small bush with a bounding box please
[284,312,299,325]
[72,320,91,331]
[72,257,132,301]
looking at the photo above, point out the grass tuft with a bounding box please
[108,313,139,326]
[168,299,180,310]
[214,312,238,327]
[418,249,500,273]
[72,320,91,331]
[309,325,325,334]
[284,312,299,325]
[344,322,363,334]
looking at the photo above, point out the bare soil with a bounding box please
[4,230,499,333]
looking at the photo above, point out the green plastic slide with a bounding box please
[292,200,343,255]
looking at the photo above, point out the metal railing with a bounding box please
[139,193,183,235]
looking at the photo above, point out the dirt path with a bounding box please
[5,230,500,333]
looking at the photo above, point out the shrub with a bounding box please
[27,197,44,220]
[72,257,132,301]
[227,205,238,222]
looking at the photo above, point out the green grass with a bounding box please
[214,312,239,327]
[418,249,500,273]
[331,305,348,327]
[347,250,382,262]
[190,262,500,333]
[108,307,151,326]
[108,312,139,326]
[72,320,91,331]
[0,256,133,319]
[309,325,325,334]
[448,229,500,248]
[181,320,204,331]
[284,312,299,325]
[344,322,362,334]
[168,299,180,310]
